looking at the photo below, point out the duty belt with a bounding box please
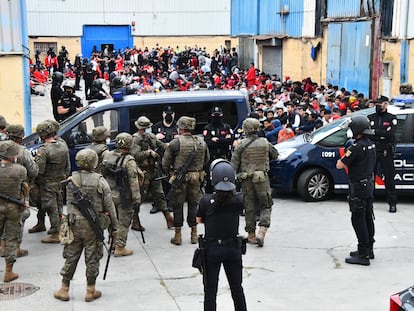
[206,237,238,247]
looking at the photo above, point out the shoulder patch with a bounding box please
[345,149,352,157]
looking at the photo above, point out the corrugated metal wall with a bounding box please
[0,0,23,53]
[26,0,231,37]
[327,0,379,18]
[231,0,259,36]
[392,0,414,38]
[231,0,309,38]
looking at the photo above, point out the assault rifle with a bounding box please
[0,193,25,207]
[166,149,197,202]
[63,178,109,253]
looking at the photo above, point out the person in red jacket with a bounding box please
[245,62,257,87]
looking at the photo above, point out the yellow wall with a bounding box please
[282,38,324,84]
[380,41,401,96]
[0,56,24,124]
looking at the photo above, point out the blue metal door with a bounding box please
[81,25,133,60]
[327,21,372,96]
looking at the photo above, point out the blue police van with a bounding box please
[269,95,414,201]
[23,90,250,171]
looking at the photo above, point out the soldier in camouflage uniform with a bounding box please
[130,116,174,230]
[101,133,141,257]
[33,120,70,243]
[0,140,28,282]
[0,125,38,258]
[87,126,110,174]
[162,116,209,245]
[54,149,119,302]
[231,118,279,247]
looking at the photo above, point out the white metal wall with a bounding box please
[392,0,414,38]
[26,0,231,37]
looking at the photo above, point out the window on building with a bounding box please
[34,42,57,55]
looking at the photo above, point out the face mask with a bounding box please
[145,128,152,134]
[346,128,354,139]
[165,114,173,123]
[105,137,111,145]
[375,105,383,114]
[211,116,223,125]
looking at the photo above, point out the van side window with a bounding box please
[63,109,118,146]
[394,114,407,143]
[128,101,238,135]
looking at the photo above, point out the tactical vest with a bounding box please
[88,143,108,173]
[239,137,270,173]
[0,163,26,198]
[66,171,104,216]
[41,141,68,179]
[101,150,134,198]
[174,135,205,172]
[132,133,158,169]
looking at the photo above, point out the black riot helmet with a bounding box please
[92,79,102,89]
[349,115,374,137]
[210,159,236,191]
[52,71,64,85]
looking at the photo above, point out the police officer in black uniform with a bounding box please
[57,80,83,122]
[337,115,376,266]
[367,95,398,213]
[196,159,247,311]
[203,106,235,193]
[152,106,178,143]
[50,71,64,122]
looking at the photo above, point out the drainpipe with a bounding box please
[20,0,32,134]
[400,0,409,83]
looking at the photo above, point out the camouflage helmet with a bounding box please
[92,126,110,142]
[45,119,60,133]
[135,116,153,129]
[0,140,20,159]
[115,132,133,149]
[75,148,98,170]
[242,117,260,134]
[0,115,7,129]
[400,83,413,94]
[177,116,196,130]
[6,124,25,140]
[36,120,55,137]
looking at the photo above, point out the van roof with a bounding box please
[89,90,249,110]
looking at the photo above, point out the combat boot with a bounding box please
[4,263,18,282]
[28,213,46,233]
[247,232,257,244]
[191,226,198,244]
[114,246,133,257]
[17,244,29,257]
[41,233,60,244]
[54,282,70,301]
[131,214,145,232]
[256,226,268,247]
[85,285,102,302]
[170,227,182,245]
[163,211,174,229]
[0,240,5,257]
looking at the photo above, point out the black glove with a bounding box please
[133,203,140,214]
[69,105,76,114]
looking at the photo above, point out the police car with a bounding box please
[269,95,414,201]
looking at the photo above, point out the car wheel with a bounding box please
[297,168,331,202]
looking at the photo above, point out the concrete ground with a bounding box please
[1,87,412,310]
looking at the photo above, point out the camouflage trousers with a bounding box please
[241,176,273,233]
[39,181,62,233]
[171,179,202,228]
[60,219,103,286]
[0,201,24,264]
[140,174,167,212]
[113,197,133,248]
[1,207,30,245]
